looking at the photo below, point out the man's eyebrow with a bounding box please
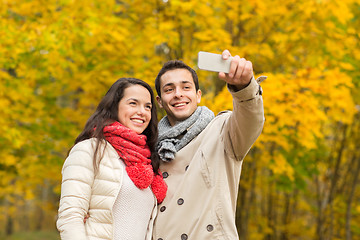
[163,81,192,88]
[162,82,175,88]
[181,80,192,84]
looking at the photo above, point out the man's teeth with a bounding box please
[132,119,144,123]
[174,103,186,107]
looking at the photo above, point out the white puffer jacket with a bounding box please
[56,138,157,240]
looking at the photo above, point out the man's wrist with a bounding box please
[227,76,260,102]
[228,75,254,92]
[228,81,251,92]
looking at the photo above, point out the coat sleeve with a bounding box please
[223,76,265,161]
[56,140,95,240]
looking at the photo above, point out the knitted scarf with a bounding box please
[157,106,215,162]
[103,122,167,203]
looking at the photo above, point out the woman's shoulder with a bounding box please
[64,138,100,165]
[69,138,112,154]
[70,138,97,153]
[67,138,118,166]
[63,139,98,170]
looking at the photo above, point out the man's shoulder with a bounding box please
[199,111,231,134]
[216,110,232,116]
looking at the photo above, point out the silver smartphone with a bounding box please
[197,51,232,73]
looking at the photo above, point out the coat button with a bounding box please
[181,233,188,240]
[206,224,214,232]
[162,172,169,178]
[177,198,184,205]
[185,165,189,171]
[160,206,166,212]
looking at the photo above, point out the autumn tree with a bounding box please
[0,0,359,239]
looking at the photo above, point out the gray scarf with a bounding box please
[157,106,215,162]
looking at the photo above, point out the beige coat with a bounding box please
[153,77,264,240]
[56,139,157,240]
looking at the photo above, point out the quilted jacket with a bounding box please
[56,139,157,240]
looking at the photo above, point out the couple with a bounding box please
[56,50,265,240]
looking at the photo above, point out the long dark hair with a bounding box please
[74,77,160,174]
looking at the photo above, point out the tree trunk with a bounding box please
[280,193,290,240]
[315,174,325,240]
[4,199,13,236]
[346,154,360,240]
[6,215,13,236]
[266,179,275,240]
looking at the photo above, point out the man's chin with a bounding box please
[173,113,192,122]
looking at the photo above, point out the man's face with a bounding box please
[156,69,201,126]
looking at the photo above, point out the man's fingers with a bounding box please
[234,58,246,80]
[83,212,90,223]
[222,49,231,60]
[229,55,240,78]
[243,61,253,81]
[218,71,227,80]
[219,50,254,86]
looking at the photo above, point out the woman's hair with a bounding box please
[74,77,160,174]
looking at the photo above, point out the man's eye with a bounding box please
[164,88,173,93]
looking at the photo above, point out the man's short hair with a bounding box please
[155,60,199,97]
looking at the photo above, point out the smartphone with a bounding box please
[197,51,232,73]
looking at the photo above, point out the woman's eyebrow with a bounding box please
[127,98,152,105]
[126,98,139,102]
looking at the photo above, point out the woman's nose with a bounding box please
[137,106,146,115]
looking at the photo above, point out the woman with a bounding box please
[56,78,167,240]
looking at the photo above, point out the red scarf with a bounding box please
[103,122,167,203]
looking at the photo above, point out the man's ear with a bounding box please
[156,96,163,108]
[196,89,202,104]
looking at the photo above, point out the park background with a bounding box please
[1,0,359,239]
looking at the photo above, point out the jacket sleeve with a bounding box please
[56,140,95,240]
[223,76,265,161]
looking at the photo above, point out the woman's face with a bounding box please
[117,84,152,134]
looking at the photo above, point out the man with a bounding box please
[153,50,265,240]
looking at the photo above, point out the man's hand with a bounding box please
[84,212,90,223]
[218,49,254,91]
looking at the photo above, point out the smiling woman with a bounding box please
[117,85,152,134]
[56,78,167,240]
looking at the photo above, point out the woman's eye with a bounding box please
[145,105,152,110]
[129,102,136,105]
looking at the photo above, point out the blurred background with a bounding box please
[0,0,359,239]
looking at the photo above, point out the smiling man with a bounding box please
[152,50,266,240]
[156,68,201,126]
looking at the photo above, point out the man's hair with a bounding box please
[155,60,199,97]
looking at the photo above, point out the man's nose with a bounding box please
[174,87,183,97]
